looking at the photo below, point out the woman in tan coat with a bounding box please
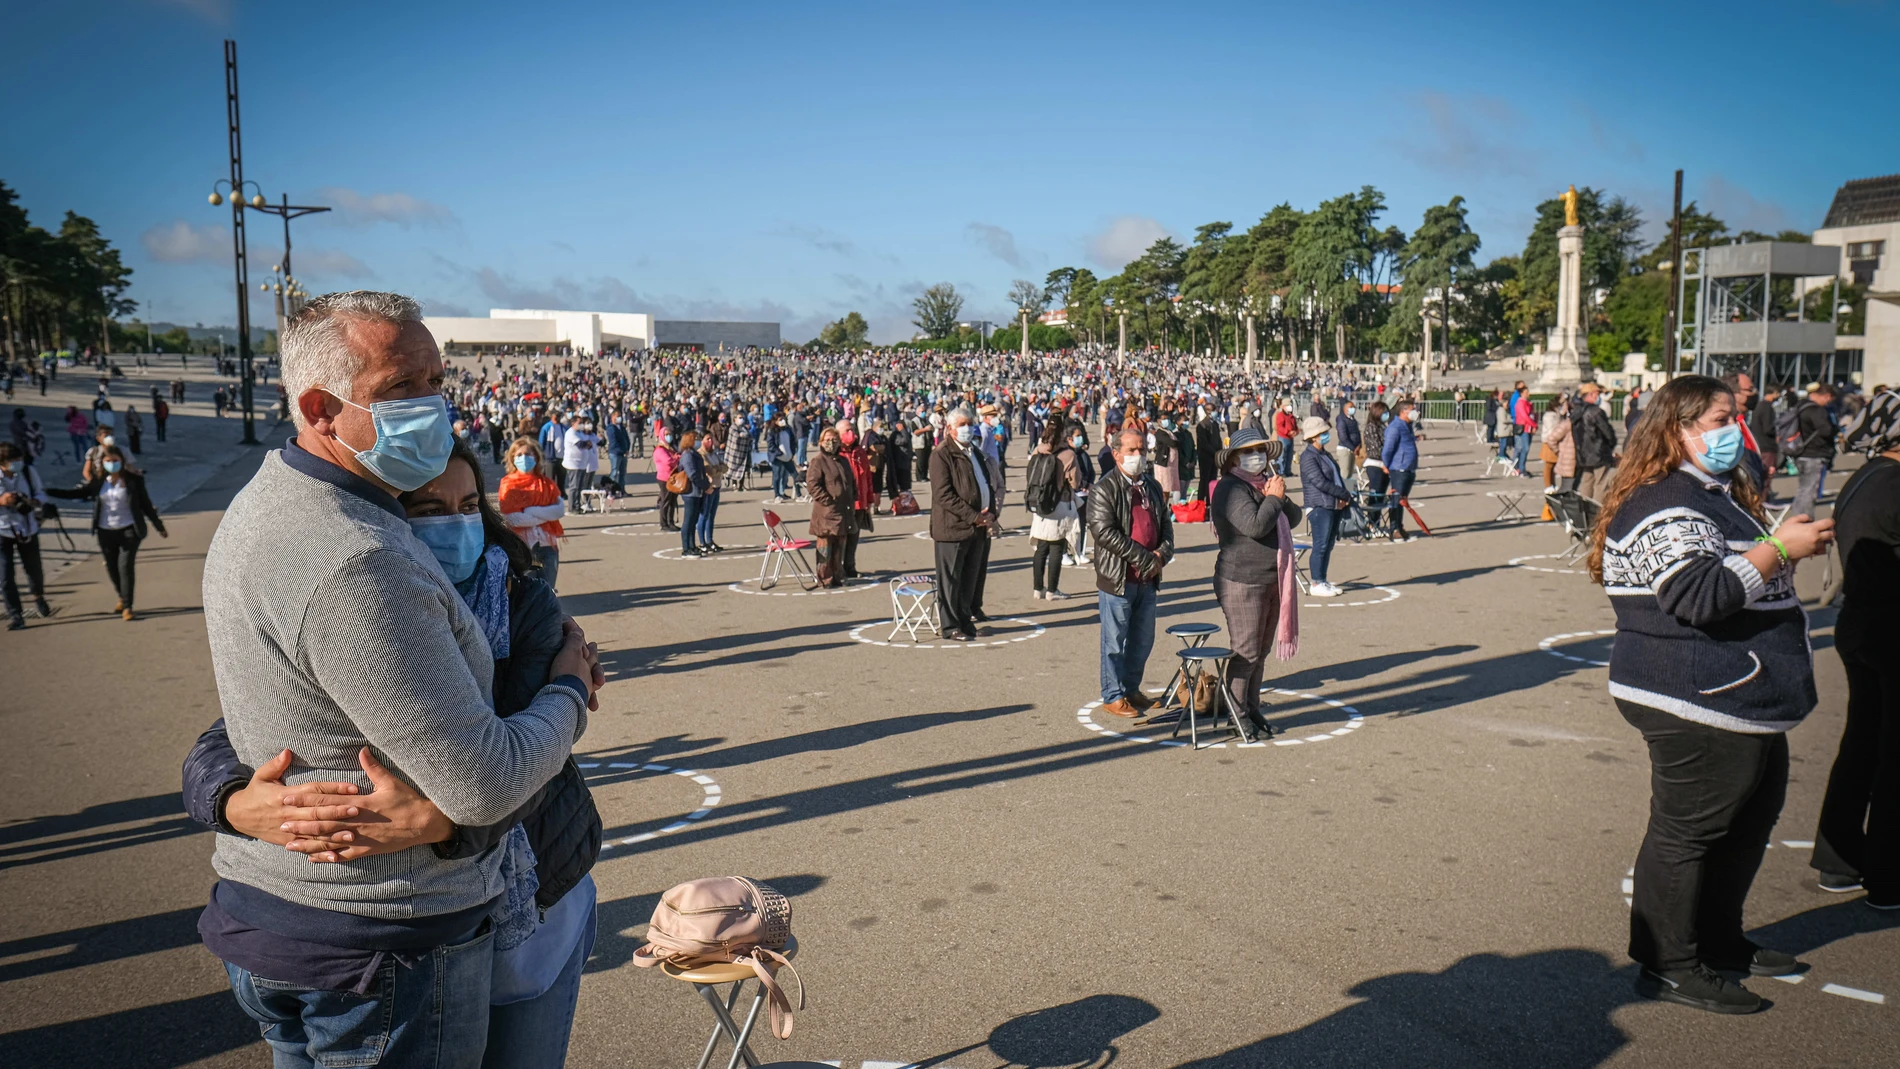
[805,425,858,586]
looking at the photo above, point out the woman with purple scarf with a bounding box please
[1210,426,1302,738]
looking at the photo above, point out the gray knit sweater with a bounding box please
[203,450,586,919]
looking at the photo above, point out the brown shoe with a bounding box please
[122,608,136,621]
[1127,692,1158,712]
[114,599,124,613]
[1101,698,1141,718]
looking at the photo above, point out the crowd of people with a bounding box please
[5,283,1895,1069]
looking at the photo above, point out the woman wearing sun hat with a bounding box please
[1298,415,1351,597]
[1210,426,1302,738]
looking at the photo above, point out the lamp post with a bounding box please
[204,39,332,445]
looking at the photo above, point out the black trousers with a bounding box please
[841,526,861,579]
[658,488,679,529]
[1031,537,1063,593]
[934,535,983,636]
[971,529,992,614]
[1813,642,1900,897]
[155,417,167,442]
[2,533,46,618]
[98,526,143,609]
[1619,699,1787,971]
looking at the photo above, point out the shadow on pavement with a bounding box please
[0,989,258,1069]
[580,705,1029,774]
[0,793,202,872]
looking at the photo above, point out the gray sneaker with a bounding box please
[1635,964,1763,1014]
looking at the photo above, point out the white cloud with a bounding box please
[1086,216,1170,271]
[141,220,231,263]
[311,187,456,228]
[967,222,1027,268]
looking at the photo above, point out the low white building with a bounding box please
[1811,174,1900,388]
[422,308,779,355]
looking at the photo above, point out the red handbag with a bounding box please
[1170,500,1207,524]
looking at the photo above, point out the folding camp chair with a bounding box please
[757,509,819,591]
[1483,451,1518,479]
[888,573,939,641]
[1545,490,1600,566]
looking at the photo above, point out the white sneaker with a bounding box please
[1312,582,1345,597]
[1062,555,1076,567]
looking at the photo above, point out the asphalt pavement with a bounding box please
[1,419,1894,1069]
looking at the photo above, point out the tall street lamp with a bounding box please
[203,40,332,445]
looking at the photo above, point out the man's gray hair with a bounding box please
[281,291,423,425]
[948,406,975,425]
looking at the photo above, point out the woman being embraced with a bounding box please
[1589,374,1835,1015]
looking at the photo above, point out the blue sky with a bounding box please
[8,0,1897,342]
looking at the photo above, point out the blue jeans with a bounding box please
[1513,431,1530,474]
[681,495,703,552]
[697,488,720,545]
[1275,437,1295,476]
[797,439,810,468]
[771,459,795,497]
[609,453,627,491]
[483,900,596,1069]
[225,924,496,1069]
[1098,581,1158,703]
[1308,506,1339,583]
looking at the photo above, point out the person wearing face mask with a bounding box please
[1087,429,1175,717]
[560,415,599,513]
[1212,428,1301,737]
[184,436,604,1069]
[806,426,859,587]
[1298,416,1351,597]
[1194,401,1224,501]
[652,427,681,531]
[47,443,166,621]
[198,294,598,1069]
[928,409,1000,641]
[1379,400,1420,541]
[0,441,54,628]
[1151,411,1180,504]
[1026,419,1082,600]
[1272,399,1298,477]
[1589,375,1835,1015]
[501,439,567,589]
[676,429,713,556]
[1334,399,1362,483]
[1066,420,1097,565]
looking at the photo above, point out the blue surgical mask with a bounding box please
[103,460,123,473]
[1319,432,1332,446]
[1381,412,1392,423]
[330,392,454,492]
[1693,423,1744,474]
[955,425,973,445]
[410,513,485,584]
[513,454,536,473]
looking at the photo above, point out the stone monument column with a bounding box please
[1537,186,1594,389]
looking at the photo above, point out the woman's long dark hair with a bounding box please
[1586,374,1762,583]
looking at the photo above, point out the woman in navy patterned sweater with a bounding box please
[1588,375,1836,1016]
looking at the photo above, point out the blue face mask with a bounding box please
[330,392,454,492]
[103,460,123,473]
[513,454,537,473]
[410,513,485,584]
[1381,412,1392,423]
[1694,423,1744,474]
[1319,432,1332,446]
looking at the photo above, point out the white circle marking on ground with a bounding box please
[651,545,770,561]
[1076,686,1365,750]
[911,527,1027,540]
[1303,584,1402,609]
[598,524,675,538]
[1538,629,1616,667]
[575,762,721,848]
[847,616,1047,649]
[1509,553,1589,574]
[726,575,881,597]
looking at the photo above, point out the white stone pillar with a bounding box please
[1536,224,1592,388]
[1245,314,1257,372]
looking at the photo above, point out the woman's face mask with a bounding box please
[1690,422,1744,474]
[1237,452,1270,474]
[410,513,485,584]
[513,454,536,473]
[103,459,123,474]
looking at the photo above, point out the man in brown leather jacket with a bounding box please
[928,409,999,641]
[1087,429,1174,716]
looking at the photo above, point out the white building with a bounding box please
[421,308,779,355]
[1811,174,1900,388]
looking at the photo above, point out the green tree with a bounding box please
[1517,187,1642,338]
[1244,203,1306,360]
[911,282,963,339]
[1289,186,1386,361]
[1392,196,1479,354]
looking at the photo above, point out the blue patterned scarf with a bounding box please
[454,544,512,659]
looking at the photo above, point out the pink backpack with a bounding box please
[632,877,804,1039]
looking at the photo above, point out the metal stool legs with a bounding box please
[1153,633,1212,721]
[691,978,765,1069]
